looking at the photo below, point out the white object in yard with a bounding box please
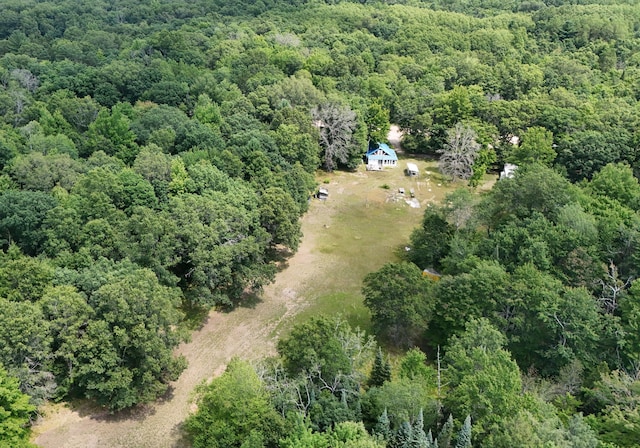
[317,187,329,200]
[500,163,518,179]
[406,163,419,177]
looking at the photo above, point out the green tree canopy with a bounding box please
[185,358,286,448]
[444,319,523,441]
[0,366,36,448]
[75,269,185,411]
[508,126,555,167]
[362,262,434,348]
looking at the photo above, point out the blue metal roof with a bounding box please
[366,142,398,161]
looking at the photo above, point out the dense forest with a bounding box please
[2,0,640,446]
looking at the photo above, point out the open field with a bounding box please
[33,158,478,448]
[292,159,458,332]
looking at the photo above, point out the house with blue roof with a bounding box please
[365,142,398,171]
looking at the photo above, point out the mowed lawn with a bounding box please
[286,157,462,333]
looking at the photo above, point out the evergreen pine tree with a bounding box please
[454,416,472,448]
[395,421,413,448]
[375,408,392,442]
[438,414,454,448]
[427,430,435,448]
[353,394,362,422]
[411,408,429,448]
[369,347,392,387]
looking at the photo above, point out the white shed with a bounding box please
[500,163,518,180]
[406,163,419,177]
[316,187,329,200]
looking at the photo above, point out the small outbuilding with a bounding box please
[316,187,329,200]
[499,163,518,180]
[365,142,398,171]
[406,162,419,177]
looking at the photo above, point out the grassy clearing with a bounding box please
[285,158,460,334]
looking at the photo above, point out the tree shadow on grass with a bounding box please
[171,421,191,448]
[179,304,210,331]
[233,290,262,310]
[229,245,298,311]
[269,245,295,272]
[83,386,178,422]
[66,395,161,422]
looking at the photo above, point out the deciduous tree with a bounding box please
[75,269,185,410]
[0,190,57,254]
[444,319,522,441]
[185,358,286,448]
[312,102,358,172]
[0,366,36,448]
[362,262,434,348]
[259,187,302,252]
[508,126,555,167]
[438,123,480,182]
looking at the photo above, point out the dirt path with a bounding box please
[33,199,335,448]
[387,125,403,152]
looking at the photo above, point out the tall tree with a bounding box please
[508,126,555,167]
[468,147,496,188]
[587,162,640,210]
[0,190,57,255]
[168,190,274,307]
[444,319,522,441]
[584,369,640,447]
[438,123,480,182]
[408,208,454,272]
[259,187,302,252]
[277,316,373,384]
[362,262,434,348]
[368,348,391,388]
[454,416,472,448]
[398,348,435,383]
[427,261,509,348]
[75,269,185,410]
[0,298,53,403]
[396,421,413,448]
[437,414,454,448]
[365,102,391,143]
[84,103,138,163]
[411,408,429,448]
[364,377,438,436]
[39,285,94,396]
[311,102,358,172]
[375,408,392,442]
[185,358,286,448]
[479,163,577,227]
